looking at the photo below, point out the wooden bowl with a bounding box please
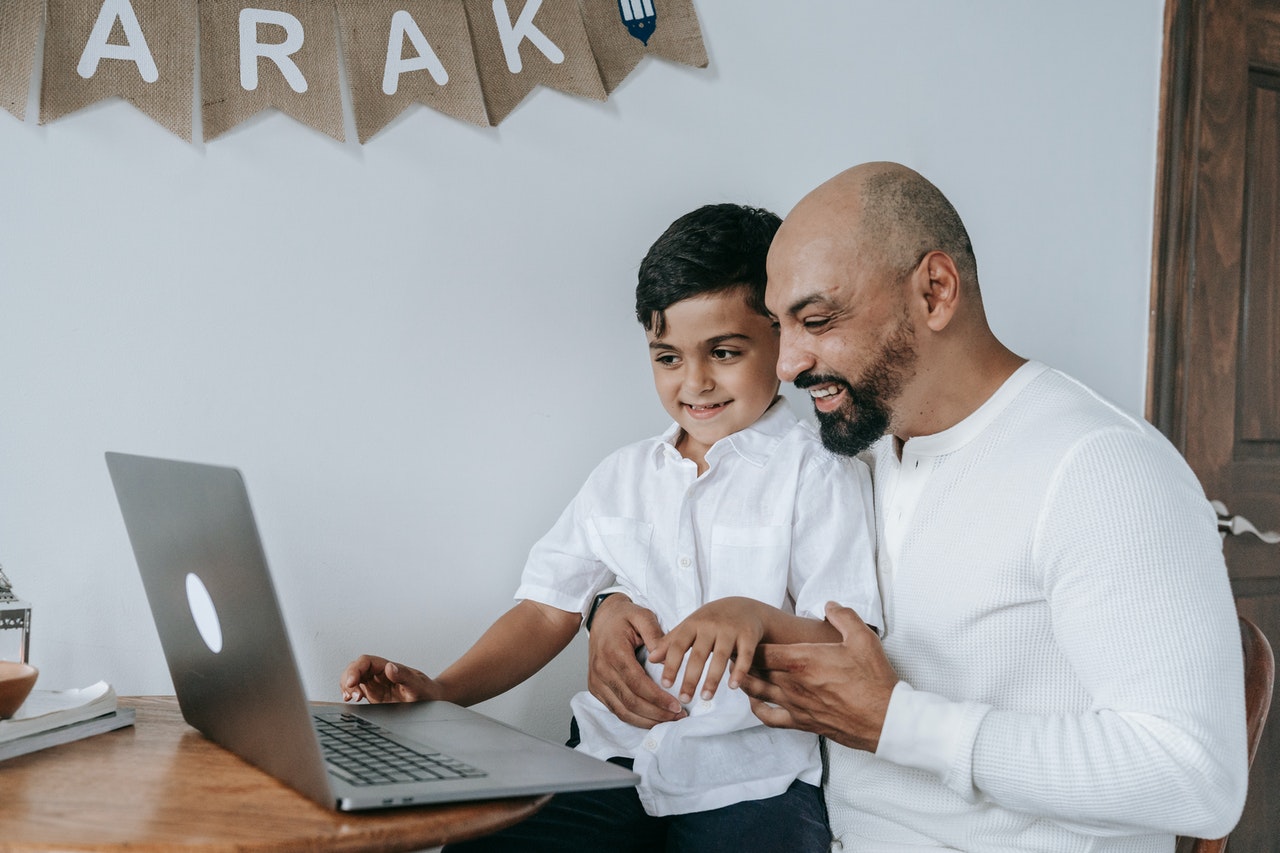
[0,661,38,719]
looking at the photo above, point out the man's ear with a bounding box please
[918,251,961,332]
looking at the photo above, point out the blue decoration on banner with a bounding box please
[618,0,657,45]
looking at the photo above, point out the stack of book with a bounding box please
[0,681,135,761]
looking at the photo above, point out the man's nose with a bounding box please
[776,330,814,383]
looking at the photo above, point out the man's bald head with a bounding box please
[779,162,979,296]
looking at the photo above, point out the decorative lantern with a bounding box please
[618,0,656,44]
[0,564,31,664]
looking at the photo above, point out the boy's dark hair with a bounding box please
[636,203,782,337]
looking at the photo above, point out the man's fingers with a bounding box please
[600,675,685,727]
[824,601,868,641]
[631,608,667,653]
[748,695,798,729]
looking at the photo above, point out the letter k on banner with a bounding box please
[466,0,605,126]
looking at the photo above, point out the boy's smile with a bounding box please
[646,289,781,472]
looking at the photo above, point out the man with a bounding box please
[588,162,1247,851]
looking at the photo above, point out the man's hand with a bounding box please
[340,655,441,704]
[740,602,898,752]
[648,597,767,703]
[587,595,686,727]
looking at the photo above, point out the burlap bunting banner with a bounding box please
[201,0,344,141]
[40,0,196,139]
[465,0,605,126]
[338,0,487,143]
[11,0,708,142]
[581,0,706,93]
[0,0,43,120]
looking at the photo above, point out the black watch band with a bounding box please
[585,592,616,631]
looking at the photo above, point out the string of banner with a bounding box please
[0,0,707,143]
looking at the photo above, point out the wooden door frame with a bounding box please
[1148,0,1202,446]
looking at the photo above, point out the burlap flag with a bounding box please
[465,0,606,125]
[201,0,344,142]
[0,0,43,120]
[337,0,487,142]
[40,0,196,139]
[579,0,706,94]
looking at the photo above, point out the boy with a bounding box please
[340,204,881,852]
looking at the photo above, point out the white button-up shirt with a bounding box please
[515,398,881,816]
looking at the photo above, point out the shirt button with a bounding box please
[643,738,658,751]
[678,556,691,568]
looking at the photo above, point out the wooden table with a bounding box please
[0,696,551,852]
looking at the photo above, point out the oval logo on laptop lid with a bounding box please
[185,572,223,654]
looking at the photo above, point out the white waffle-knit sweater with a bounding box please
[825,362,1248,853]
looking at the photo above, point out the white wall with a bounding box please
[0,0,1166,742]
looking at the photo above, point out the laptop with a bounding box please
[105,451,638,811]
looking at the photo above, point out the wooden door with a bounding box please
[1152,0,1280,848]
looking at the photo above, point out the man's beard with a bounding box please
[797,316,917,457]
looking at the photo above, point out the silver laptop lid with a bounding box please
[106,451,334,806]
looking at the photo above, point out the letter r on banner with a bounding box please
[239,8,307,93]
[383,10,448,95]
[491,0,563,73]
[77,0,159,82]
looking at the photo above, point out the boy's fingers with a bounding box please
[677,634,719,702]
[727,641,755,691]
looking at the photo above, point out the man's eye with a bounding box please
[802,317,831,331]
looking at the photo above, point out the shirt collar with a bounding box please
[650,396,796,469]
[900,360,1047,458]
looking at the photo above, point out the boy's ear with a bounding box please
[917,251,961,332]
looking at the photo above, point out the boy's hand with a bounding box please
[648,597,767,704]
[587,595,686,728]
[340,655,441,704]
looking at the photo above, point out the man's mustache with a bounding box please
[793,372,849,392]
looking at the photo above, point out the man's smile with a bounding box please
[807,383,845,413]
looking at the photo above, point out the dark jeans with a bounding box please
[442,761,831,853]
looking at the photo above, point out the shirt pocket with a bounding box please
[587,516,654,598]
[707,524,790,605]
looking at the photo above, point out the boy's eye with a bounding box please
[655,354,680,366]
[711,348,741,361]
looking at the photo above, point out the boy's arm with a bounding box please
[648,597,841,704]
[340,599,580,707]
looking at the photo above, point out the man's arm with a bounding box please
[585,593,685,727]
[340,599,580,707]
[746,430,1250,839]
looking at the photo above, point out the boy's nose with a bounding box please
[683,363,714,393]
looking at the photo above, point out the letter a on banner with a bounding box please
[40,0,196,139]
[579,0,708,94]
[78,0,159,82]
[337,0,488,142]
[465,0,605,125]
[0,0,43,120]
[200,0,344,141]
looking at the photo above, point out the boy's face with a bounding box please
[647,289,781,466]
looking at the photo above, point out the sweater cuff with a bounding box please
[876,681,992,801]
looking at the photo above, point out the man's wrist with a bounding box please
[585,592,616,631]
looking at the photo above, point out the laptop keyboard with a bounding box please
[313,712,487,787]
